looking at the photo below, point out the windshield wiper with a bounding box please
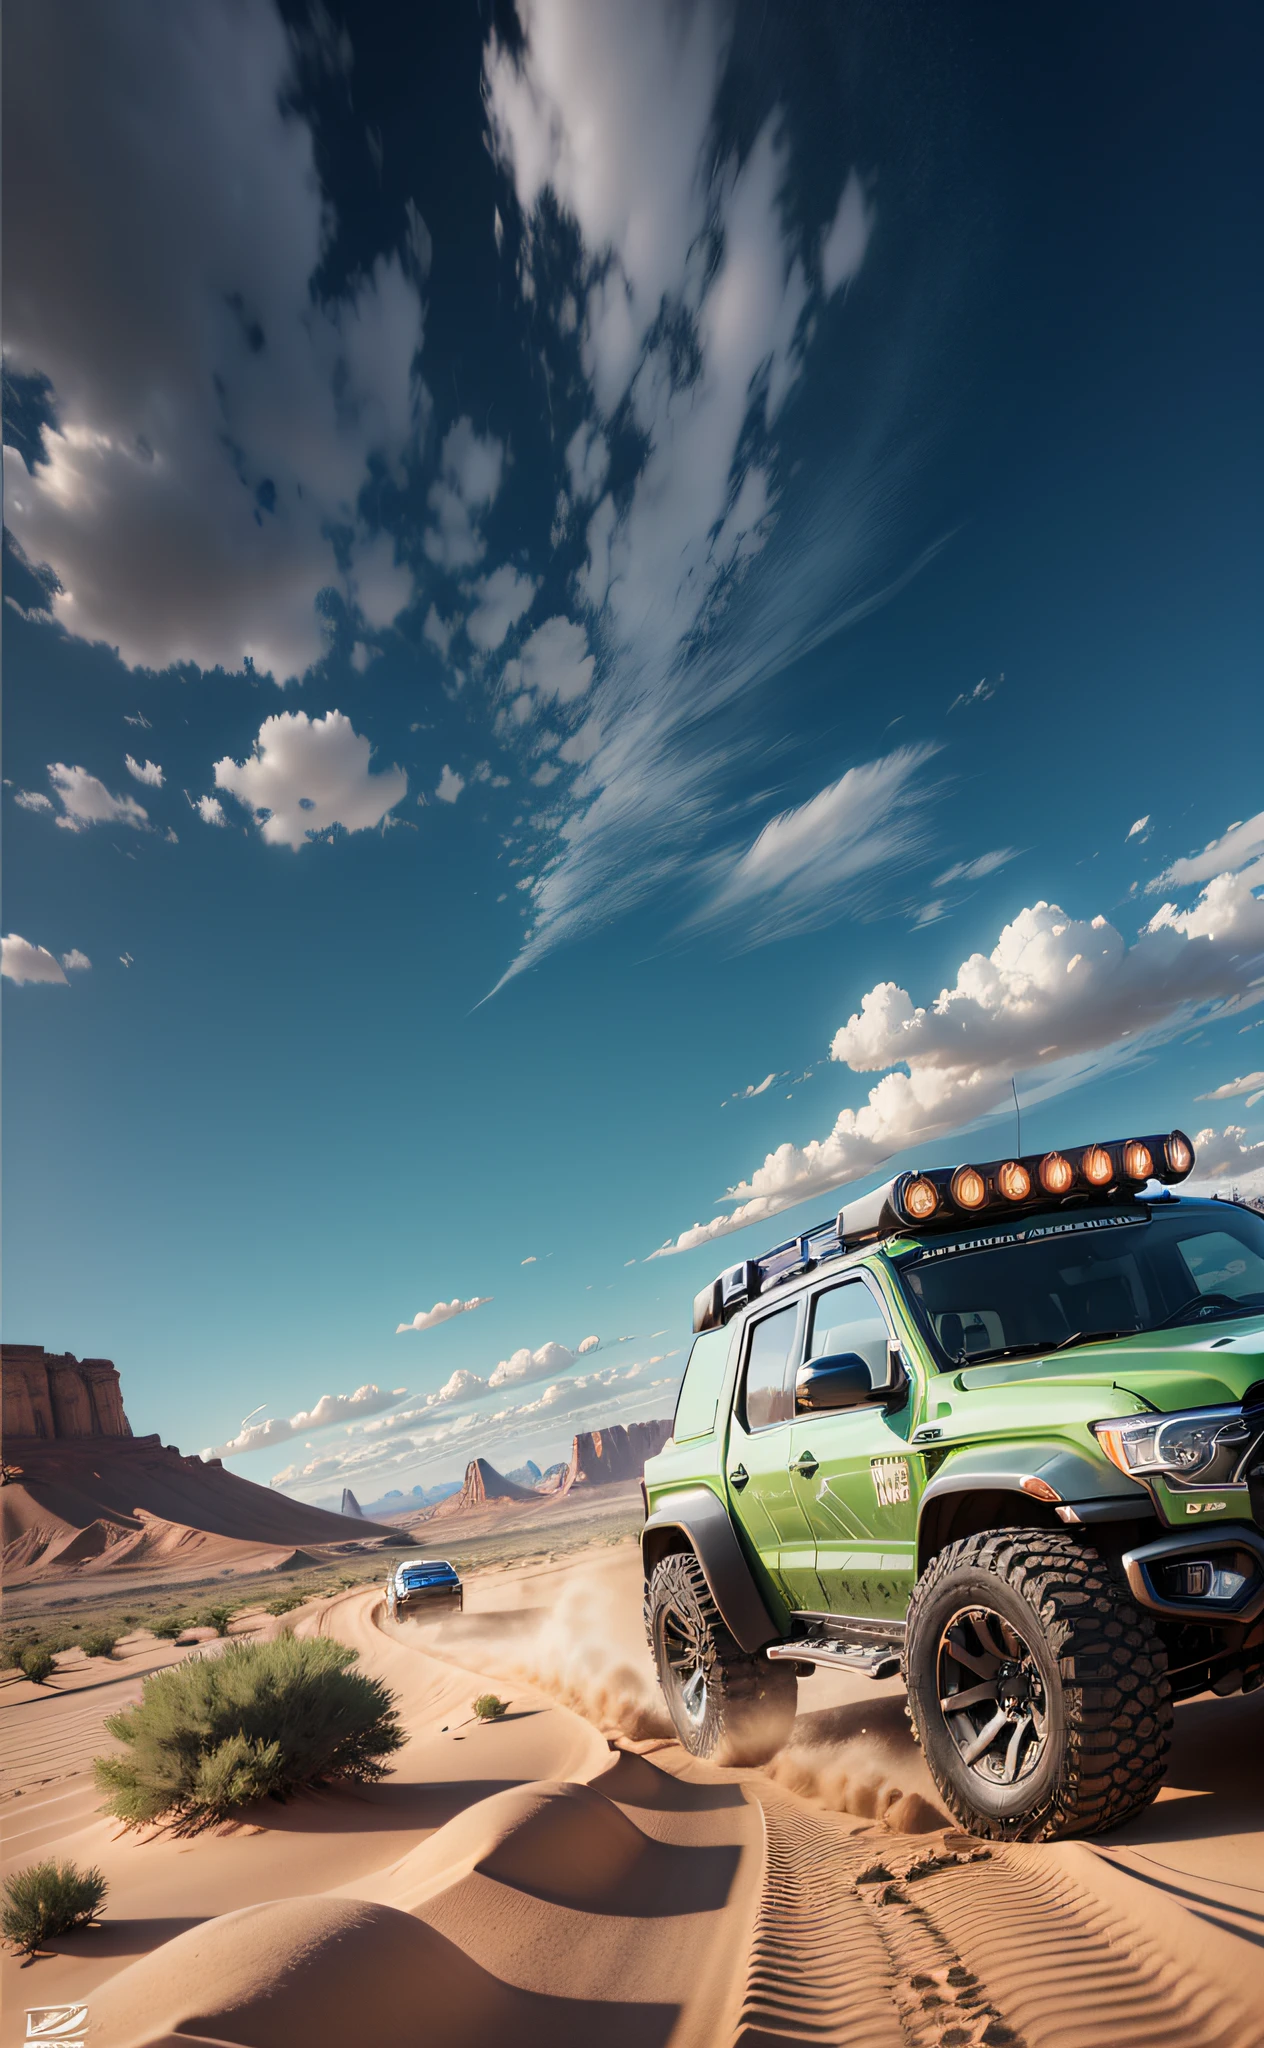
[1053,1327,1135,1351]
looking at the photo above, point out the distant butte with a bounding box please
[1,1344,407,1586]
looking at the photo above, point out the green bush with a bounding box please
[197,1604,236,1637]
[93,1634,404,1832]
[149,1614,188,1641]
[19,1645,57,1684]
[265,1592,306,1615]
[473,1693,508,1721]
[80,1629,118,1660]
[2,1859,107,1955]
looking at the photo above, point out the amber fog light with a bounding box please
[1123,1139,1154,1181]
[1082,1144,1114,1186]
[996,1159,1031,1202]
[1165,1130,1194,1177]
[950,1166,987,1210]
[904,1176,940,1221]
[1039,1151,1074,1195]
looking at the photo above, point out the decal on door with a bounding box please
[870,1456,911,1507]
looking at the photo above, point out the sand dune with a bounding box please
[4,1544,1263,2048]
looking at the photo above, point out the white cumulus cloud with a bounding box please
[3,2,425,683]
[214,710,407,850]
[396,1295,492,1335]
[48,763,148,832]
[1186,1125,1264,1202]
[423,416,504,570]
[204,1382,409,1461]
[2,934,69,985]
[435,764,465,804]
[14,789,53,812]
[125,755,164,787]
[654,859,1264,1254]
[504,614,594,706]
[61,948,92,972]
[196,794,228,826]
[465,563,538,653]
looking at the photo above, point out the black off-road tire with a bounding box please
[645,1551,797,1766]
[903,1529,1172,1841]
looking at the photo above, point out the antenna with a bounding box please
[1012,1078,1022,1155]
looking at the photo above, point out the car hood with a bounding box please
[957,1314,1264,1410]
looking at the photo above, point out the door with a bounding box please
[725,1296,822,1609]
[789,1275,920,1622]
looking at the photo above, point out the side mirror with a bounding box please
[795,1350,909,1414]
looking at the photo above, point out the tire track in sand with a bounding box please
[733,1785,1257,2048]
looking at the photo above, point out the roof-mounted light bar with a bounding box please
[691,1130,1195,1332]
[839,1128,1196,1242]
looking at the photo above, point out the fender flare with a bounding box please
[917,1443,1151,1571]
[642,1485,780,1653]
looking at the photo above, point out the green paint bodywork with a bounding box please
[644,1232,1264,1632]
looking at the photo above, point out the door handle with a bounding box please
[728,1463,749,1490]
[792,1450,819,1479]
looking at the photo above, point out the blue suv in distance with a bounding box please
[385,1556,463,1620]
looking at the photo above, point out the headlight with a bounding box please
[1093,1406,1252,1485]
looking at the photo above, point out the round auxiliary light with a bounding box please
[1122,1139,1154,1182]
[951,1165,988,1210]
[1165,1129,1194,1178]
[903,1175,940,1222]
[996,1159,1032,1202]
[1040,1151,1075,1195]
[1082,1144,1114,1187]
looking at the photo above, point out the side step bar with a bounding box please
[766,1636,902,1680]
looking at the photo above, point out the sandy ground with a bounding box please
[2,1539,1262,2047]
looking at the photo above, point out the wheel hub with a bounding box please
[936,1604,1048,1787]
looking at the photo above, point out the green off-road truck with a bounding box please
[641,1129,1264,1839]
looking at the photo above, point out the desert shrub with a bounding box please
[149,1614,188,1641]
[19,1645,57,1684]
[265,1593,306,1616]
[473,1694,507,1721]
[2,1859,107,1955]
[93,1635,404,1832]
[80,1629,118,1660]
[1,1631,38,1671]
[196,1604,236,1637]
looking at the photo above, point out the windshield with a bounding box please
[895,1203,1264,1368]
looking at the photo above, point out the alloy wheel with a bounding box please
[936,1603,1049,1786]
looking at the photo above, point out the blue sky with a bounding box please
[4,0,1263,1508]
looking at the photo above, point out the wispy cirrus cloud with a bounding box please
[464,0,953,987]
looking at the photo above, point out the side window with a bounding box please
[739,1303,800,1430]
[806,1279,891,1383]
[672,1328,732,1442]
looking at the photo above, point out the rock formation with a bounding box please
[555,1418,673,1494]
[2,1343,406,1582]
[340,1488,365,1519]
[2,1344,132,1441]
[428,1457,540,1518]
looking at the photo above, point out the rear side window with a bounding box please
[807,1280,891,1380]
[672,1328,731,1442]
